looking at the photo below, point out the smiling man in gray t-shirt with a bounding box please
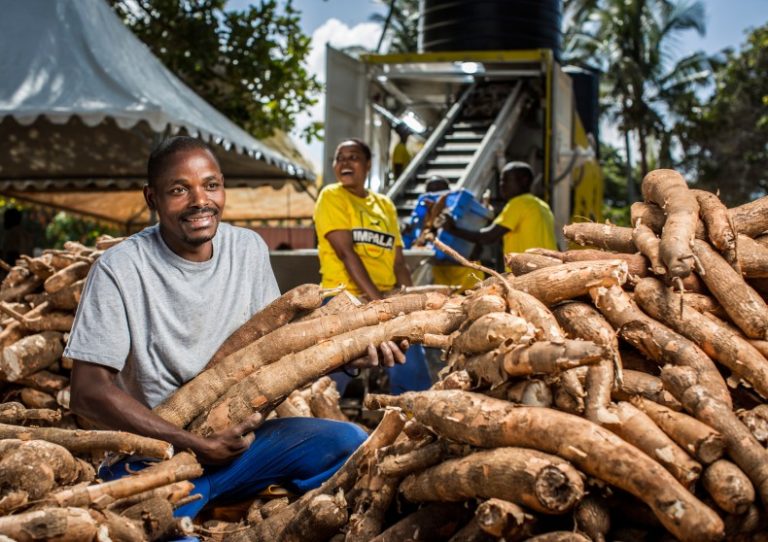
[65,137,371,519]
[65,220,280,409]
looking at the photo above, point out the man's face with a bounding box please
[500,170,528,201]
[143,148,225,260]
[333,142,370,191]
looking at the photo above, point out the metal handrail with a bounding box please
[456,81,525,197]
[385,82,477,202]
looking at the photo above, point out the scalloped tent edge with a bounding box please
[5,182,318,234]
[0,0,316,193]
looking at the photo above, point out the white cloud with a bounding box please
[291,19,382,174]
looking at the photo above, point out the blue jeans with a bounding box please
[332,344,432,396]
[99,417,367,519]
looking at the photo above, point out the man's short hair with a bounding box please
[425,175,450,192]
[501,161,534,189]
[336,139,372,161]
[147,136,218,188]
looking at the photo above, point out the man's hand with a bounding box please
[437,212,456,232]
[347,339,409,371]
[194,413,264,466]
[71,360,265,468]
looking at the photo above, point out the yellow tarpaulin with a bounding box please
[6,183,317,234]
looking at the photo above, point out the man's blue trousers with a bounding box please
[99,417,367,519]
[331,344,432,395]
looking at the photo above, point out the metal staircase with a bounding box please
[386,81,526,220]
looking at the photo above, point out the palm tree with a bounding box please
[562,0,601,61]
[564,0,711,201]
[370,0,420,54]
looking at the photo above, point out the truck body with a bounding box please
[323,48,603,253]
[270,47,605,291]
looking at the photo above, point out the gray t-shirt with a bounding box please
[64,223,280,408]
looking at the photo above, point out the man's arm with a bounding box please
[443,217,509,245]
[70,361,262,466]
[322,231,409,369]
[325,229,383,300]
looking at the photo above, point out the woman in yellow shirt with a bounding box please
[314,139,431,394]
[315,139,412,299]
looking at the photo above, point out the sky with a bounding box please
[230,0,768,172]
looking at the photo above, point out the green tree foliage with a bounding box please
[564,0,713,201]
[0,201,118,255]
[676,24,768,206]
[599,143,640,226]
[110,0,321,141]
[44,212,121,249]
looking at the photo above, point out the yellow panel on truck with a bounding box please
[570,114,603,226]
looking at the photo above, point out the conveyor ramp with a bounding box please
[386,81,527,221]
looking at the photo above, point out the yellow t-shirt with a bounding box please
[493,193,557,257]
[432,263,484,291]
[391,142,412,170]
[314,183,403,295]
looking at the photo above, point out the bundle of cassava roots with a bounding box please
[4,168,768,541]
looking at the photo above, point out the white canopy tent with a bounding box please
[0,0,317,230]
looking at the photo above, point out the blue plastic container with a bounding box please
[403,189,492,262]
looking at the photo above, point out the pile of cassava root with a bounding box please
[4,168,768,541]
[0,234,456,541]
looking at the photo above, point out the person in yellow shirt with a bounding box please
[314,138,430,394]
[422,176,485,290]
[443,162,557,263]
[315,139,411,299]
[391,126,412,179]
